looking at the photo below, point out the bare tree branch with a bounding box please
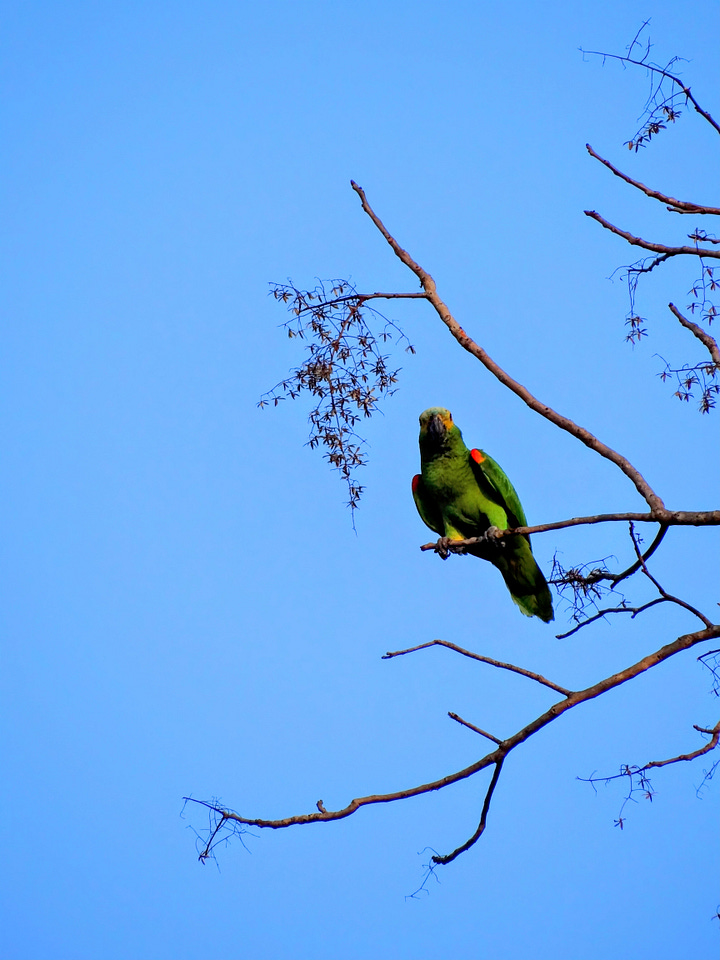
[584,210,720,261]
[431,759,505,865]
[417,510,718,559]
[585,143,720,215]
[602,523,668,587]
[185,624,720,864]
[555,598,667,639]
[579,720,720,829]
[580,46,720,135]
[689,233,720,243]
[448,713,503,745]
[285,291,429,317]
[668,302,720,365]
[580,720,720,788]
[383,639,572,696]
[350,180,666,511]
[549,524,672,627]
[698,650,720,696]
[628,522,714,628]
[644,721,720,769]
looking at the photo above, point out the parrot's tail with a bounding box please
[492,540,554,623]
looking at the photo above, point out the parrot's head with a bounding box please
[418,407,457,453]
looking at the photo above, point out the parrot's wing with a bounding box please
[469,449,528,529]
[412,474,444,535]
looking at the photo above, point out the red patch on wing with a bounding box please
[412,474,421,493]
[470,449,485,464]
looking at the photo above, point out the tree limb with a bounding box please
[185,624,720,864]
[431,759,505,865]
[383,639,572,696]
[668,302,720,365]
[350,180,666,512]
[585,143,720,215]
[628,522,714,628]
[584,210,720,260]
[285,290,429,317]
[645,721,720,769]
[580,48,720,135]
[580,720,720,783]
[602,523,668,587]
[417,510,718,558]
[555,598,667,639]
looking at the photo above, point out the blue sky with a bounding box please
[1,2,718,958]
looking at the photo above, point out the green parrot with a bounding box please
[412,407,554,623]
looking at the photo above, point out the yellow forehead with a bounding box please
[419,406,453,426]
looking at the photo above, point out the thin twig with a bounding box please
[448,712,502,744]
[548,526,668,632]
[697,650,720,695]
[556,598,666,639]
[580,49,720,134]
[286,291,429,317]
[628,523,713,627]
[581,720,720,784]
[383,639,572,697]
[609,524,668,586]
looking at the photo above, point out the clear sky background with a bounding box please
[2,2,718,959]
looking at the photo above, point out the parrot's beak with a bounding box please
[428,413,447,443]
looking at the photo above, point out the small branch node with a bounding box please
[448,712,503,744]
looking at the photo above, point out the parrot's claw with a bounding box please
[436,536,469,559]
[480,526,505,549]
[436,536,451,560]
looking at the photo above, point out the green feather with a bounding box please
[413,407,554,623]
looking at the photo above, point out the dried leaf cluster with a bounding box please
[258,280,414,510]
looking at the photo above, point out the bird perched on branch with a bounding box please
[412,407,554,622]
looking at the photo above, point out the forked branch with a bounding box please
[628,522,714,628]
[584,210,720,261]
[186,624,720,866]
[555,599,666,640]
[579,720,720,827]
[580,40,720,137]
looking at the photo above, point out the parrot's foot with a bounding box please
[436,536,451,560]
[435,536,469,560]
[479,526,505,549]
